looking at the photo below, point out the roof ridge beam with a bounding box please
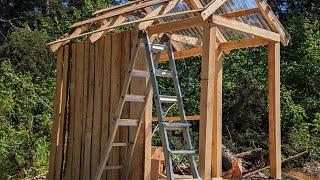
[211,15,280,42]
[201,0,227,20]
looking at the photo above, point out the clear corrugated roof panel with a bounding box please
[147,0,273,50]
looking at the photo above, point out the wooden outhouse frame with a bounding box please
[48,0,290,179]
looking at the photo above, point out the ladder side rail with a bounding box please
[123,33,169,180]
[165,39,188,123]
[165,37,201,179]
[123,80,152,180]
[142,31,174,179]
[114,38,142,118]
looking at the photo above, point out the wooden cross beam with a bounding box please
[218,37,270,52]
[255,0,291,46]
[201,0,227,20]
[211,15,281,42]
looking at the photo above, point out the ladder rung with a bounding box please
[132,69,150,78]
[112,142,128,147]
[160,122,191,129]
[155,69,174,78]
[169,150,196,155]
[150,43,166,52]
[104,165,123,170]
[124,94,145,102]
[159,95,178,103]
[118,119,139,126]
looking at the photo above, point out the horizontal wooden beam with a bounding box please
[71,0,171,28]
[218,37,270,52]
[221,8,260,18]
[255,0,291,46]
[201,0,226,20]
[211,15,281,42]
[147,16,204,35]
[170,33,202,46]
[159,47,202,61]
[48,9,203,46]
[152,115,200,121]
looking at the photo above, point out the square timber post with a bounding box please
[268,42,282,179]
[199,21,223,180]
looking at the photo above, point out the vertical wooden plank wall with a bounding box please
[48,31,150,180]
[47,45,69,180]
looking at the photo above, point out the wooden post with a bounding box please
[268,42,281,179]
[212,49,223,178]
[199,22,217,180]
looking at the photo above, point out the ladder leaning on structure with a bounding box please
[94,30,200,180]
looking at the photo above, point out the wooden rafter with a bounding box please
[221,8,260,18]
[255,0,291,46]
[48,9,203,46]
[71,0,171,29]
[218,37,270,52]
[138,0,180,30]
[50,27,86,52]
[211,15,280,42]
[201,0,226,20]
[89,15,126,43]
[92,0,141,16]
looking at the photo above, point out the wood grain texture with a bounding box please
[101,35,111,180]
[119,31,131,179]
[108,33,122,179]
[129,30,146,180]
[199,23,217,179]
[212,50,223,178]
[72,42,84,180]
[55,45,69,180]
[64,44,77,180]
[82,41,92,179]
[47,47,63,180]
[91,39,103,178]
[268,42,281,179]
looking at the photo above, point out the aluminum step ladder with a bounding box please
[94,30,200,180]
